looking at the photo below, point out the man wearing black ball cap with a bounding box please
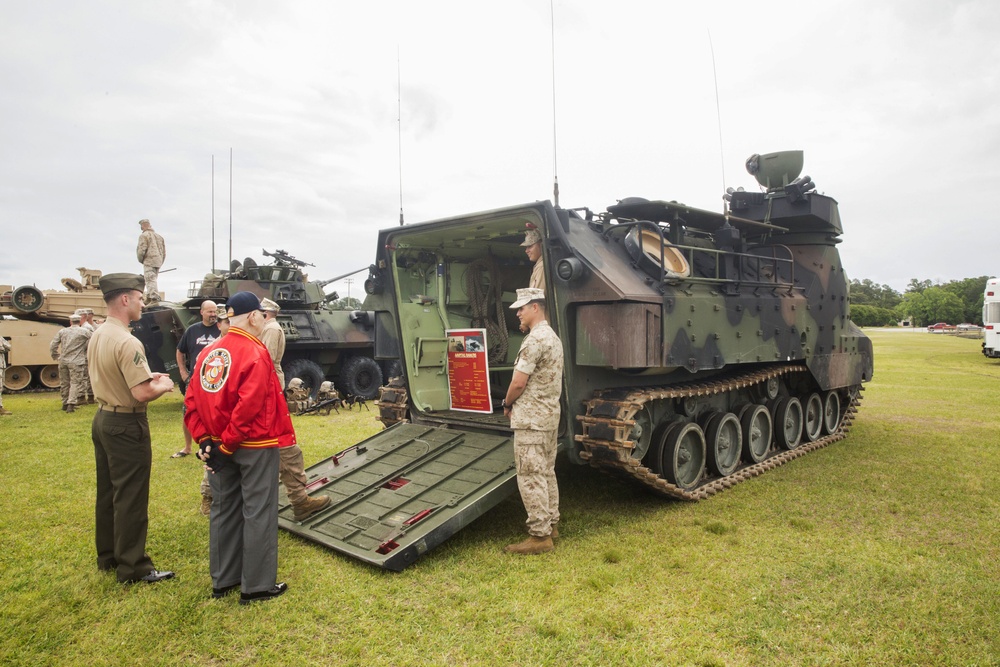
[184,291,295,604]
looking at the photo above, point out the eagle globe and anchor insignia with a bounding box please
[200,348,231,392]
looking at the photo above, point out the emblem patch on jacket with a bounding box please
[200,348,231,392]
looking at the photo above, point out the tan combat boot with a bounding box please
[0,408,11,416]
[293,495,332,522]
[550,526,559,539]
[200,496,212,517]
[504,535,554,555]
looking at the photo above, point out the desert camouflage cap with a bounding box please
[138,218,149,225]
[510,287,545,309]
[260,297,280,312]
[520,229,542,247]
[70,314,81,322]
[99,272,145,296]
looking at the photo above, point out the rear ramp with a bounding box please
[279,422,517,571]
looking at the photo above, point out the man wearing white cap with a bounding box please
[501,287,563,555]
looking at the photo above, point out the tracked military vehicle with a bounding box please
[135,250,391,399]
[279,152,874,570]
[0,268,107,391]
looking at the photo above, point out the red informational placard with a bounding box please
[446,329,492,413]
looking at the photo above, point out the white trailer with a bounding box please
[983,278,1000,358]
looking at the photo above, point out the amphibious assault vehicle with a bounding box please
[134,250,392,399]
[278,151,875,570]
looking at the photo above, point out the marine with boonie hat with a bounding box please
[88,271,176,584]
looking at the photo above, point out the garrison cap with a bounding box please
[99,272,145,296]
[510,287,545,309]
[260,297,280,312]
[520,228,541,247]
[226,291,264,317]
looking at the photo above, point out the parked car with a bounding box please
[957,323,981,332]
[927,322,957,332]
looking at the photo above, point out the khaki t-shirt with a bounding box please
[87,317,153,409]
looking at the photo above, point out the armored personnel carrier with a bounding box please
[280,151,874,570]
[135,250,391,399]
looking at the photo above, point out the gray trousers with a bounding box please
[209,447,279,594]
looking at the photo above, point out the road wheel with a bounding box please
[803,393,823,442]
[822,390,842,435]
[339,356,383,400]
[705,412,743,477]
[740,404,772,463]
[283,358,325,398]
[660,422,706,491]
[773,397,804,450]
[4,365,32,391]
[39,365,61,389]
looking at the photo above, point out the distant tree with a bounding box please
[850,279,901,310]
[941,276,990,324]
[905,278,933,294]
[897,286,964,326]
[328,296,363,311]
[851,305,898,327]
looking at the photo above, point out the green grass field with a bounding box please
[1,330,997,666]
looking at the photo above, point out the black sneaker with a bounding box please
[239,582,287,605]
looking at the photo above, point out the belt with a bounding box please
[98,405,147,414]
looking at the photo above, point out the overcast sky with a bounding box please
[2,0,998,303]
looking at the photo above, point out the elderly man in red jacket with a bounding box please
[184,291,293,605]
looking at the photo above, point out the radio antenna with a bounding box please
[397,48,405,226]
[228,147,233,267]
[708,29,726,210]
[550,0,560,208]
[211,155,215,273]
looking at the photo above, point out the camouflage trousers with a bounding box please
[143,265,160,302]
[59,361,88,406]
[279,445,309,506]
[0,366,5,407]
[513,429,560,537]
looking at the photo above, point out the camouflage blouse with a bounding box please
[510,320,563,431]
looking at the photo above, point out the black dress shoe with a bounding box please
[129,569,175,584]
[239,582,287,605]
[212,583,240,599]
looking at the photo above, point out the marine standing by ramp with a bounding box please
[502,287,564,555]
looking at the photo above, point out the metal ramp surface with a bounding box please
[278,422,517,571]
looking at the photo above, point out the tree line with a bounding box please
[849,276,994,327]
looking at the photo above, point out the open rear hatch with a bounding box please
[279,422,517,571]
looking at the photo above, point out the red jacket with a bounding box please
[183,327,295,454]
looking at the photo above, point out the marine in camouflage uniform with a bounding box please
[136,219,166,303]
[259,298,331,522]
[49,315,93,412]
[502,287,564,555]
[521,228,545,290]
[0,336,11,415]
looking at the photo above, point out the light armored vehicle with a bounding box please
[281,153,873,570]
[134,251,391,399]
